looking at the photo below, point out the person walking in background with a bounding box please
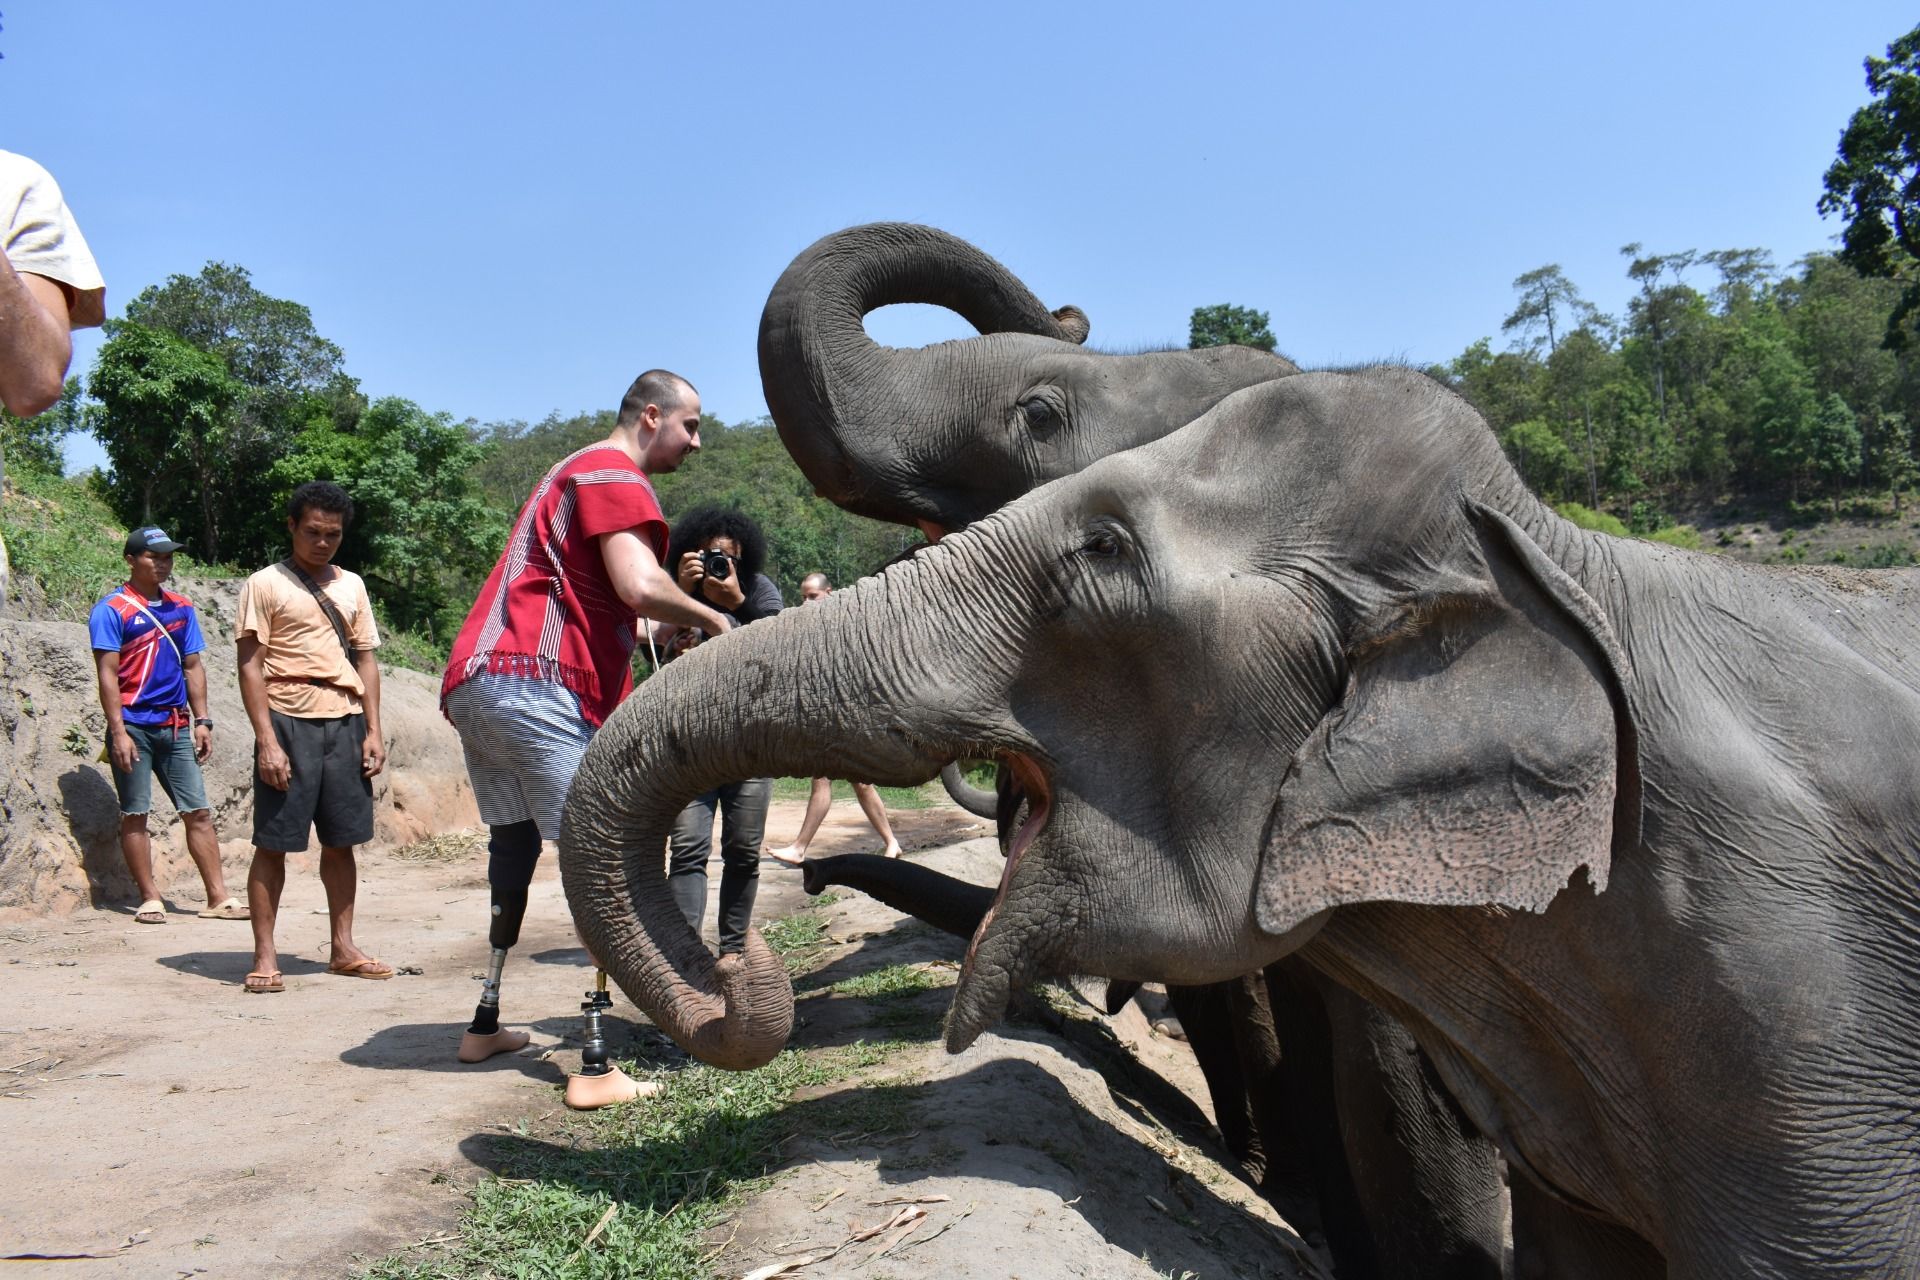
[1,150,105,610]
[766,572,904,865]
[89,525,246,923]
[235,481,387,993]
[656,507,785,952]
[440,370,731,1098]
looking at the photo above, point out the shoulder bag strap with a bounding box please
[279,559,357,664]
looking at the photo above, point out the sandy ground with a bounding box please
[0,796,1317,1279]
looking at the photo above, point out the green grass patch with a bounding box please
[0,467,202,618]
[759,907,830,974]
[361,1049,838,1280]
[830,963,942,1000]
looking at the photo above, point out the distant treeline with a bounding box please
[1428,249,1916,523]
[3,242,1914,655]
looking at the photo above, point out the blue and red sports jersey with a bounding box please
[87,585,206,726]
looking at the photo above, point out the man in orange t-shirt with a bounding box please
[234,481,387,994]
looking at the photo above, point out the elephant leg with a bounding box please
[1510,1174,1664,1280]
[1318,973,1507,1280]
[1166,981,1263,1176]
[1266,957,1384,1279]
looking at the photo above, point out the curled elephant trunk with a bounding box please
[557,555,998,1070]
[757,222,1087,524]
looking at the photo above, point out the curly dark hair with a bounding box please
[666,505,767,583]
[287,479,354,526]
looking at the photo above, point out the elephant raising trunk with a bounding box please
[759,223,1090,527]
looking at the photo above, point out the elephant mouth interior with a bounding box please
[963,753,1052,970]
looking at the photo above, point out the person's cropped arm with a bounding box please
[0,255,72,417]
[353,646,385,778]
[599,528,732,635]
[237,636,290,791]
[94,649,138,774]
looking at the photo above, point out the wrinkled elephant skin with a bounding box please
[563,367,1920,1275]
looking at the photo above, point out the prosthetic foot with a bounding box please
[564,970,657,1110]
[459,942,531,1062]
[459,823,541,1065]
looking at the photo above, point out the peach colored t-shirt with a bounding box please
[235,562,381,718]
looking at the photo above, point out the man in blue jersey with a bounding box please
[89,525,245,924]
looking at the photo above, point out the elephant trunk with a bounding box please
[801,853,994,940]
[757,223,1086,525]
[557,554,996,1070]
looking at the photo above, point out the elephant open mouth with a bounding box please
[952,753,1053,1042]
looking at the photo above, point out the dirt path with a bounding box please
[0,797,1317,1279]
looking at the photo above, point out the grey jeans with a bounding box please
[666,777,774,954]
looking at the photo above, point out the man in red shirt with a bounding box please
[440,369,730,1105]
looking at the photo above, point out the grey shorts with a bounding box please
[252,711,375,853]
[112,720,210,817]
[444,673,595,840]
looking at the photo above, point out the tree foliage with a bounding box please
[1188,303,1277,352]
[1820,23,1920,349]
[0,376,85,477]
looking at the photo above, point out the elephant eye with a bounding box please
[1020,396,1062,436]
[1081,528,1121,558]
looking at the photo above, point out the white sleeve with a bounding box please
[0,151,105,329]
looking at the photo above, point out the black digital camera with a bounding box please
[699,548,733,581]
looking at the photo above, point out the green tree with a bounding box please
[88,322,243,553]
[1188,303,1278,351]
[1502,265,1596,355]
[1819,23,1920,350]
[0,376,85,477]
[273,397,503,638]
[117,262,355,563]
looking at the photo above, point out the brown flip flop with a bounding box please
[243,971,284,994]
[329,957,395,980]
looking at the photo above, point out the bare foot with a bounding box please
[565,1065,660,1110]
[882,844,903,860]
[458,1028,530,1063]
[765,845,805,867]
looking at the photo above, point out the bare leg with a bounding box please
[768,776,832,865]
[120,814,162,907]
[852,782,903,858]
[321,844,391,976]
[179,810,234,906]
[247,848,286,985]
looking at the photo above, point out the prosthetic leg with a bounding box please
[458,821,540,1063]
[562,968,656,1110]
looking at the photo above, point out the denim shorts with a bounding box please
[112,720,211,817]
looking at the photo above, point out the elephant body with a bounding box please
[561,365,1920,1275]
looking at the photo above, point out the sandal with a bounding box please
[328,956,395,980]
[197,896,251,920]
[134,899,167,925]
[243,971,284,994]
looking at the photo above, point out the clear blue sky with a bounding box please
[4,2,1911,473]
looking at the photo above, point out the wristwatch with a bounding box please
[194,717,215,728]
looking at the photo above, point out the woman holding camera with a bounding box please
[656,506,784,955]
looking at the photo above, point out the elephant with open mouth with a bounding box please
[561,365,1920,1276]
[755,222,1505,1278]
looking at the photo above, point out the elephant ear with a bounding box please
[1257,503,1642,937]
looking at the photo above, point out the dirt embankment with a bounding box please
[0,574,478,917]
